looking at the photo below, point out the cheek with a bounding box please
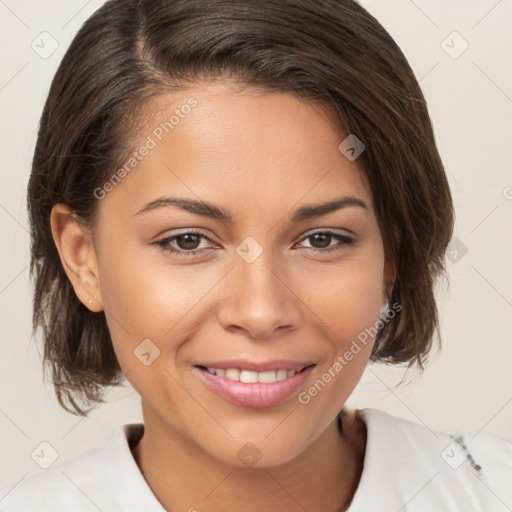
[97,243,222,368]
[301,255,385,343]
[295,259,384,418]
[98,240,183,331]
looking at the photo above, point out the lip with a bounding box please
[194,361,315,409]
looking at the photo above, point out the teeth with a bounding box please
[205,367,299,383]
[258,370,278,383]
[225,369,240,380]
[276,369,288,381]
[240,370,259,383]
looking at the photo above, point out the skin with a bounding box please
[51,80,396,512]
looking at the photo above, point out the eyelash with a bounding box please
[153,229,356,257]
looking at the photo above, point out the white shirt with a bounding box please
[1,408,511,511]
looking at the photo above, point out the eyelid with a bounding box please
[154,227,353,246]
[154,229,214,246]
[294,228,356,250]
[299,226,355,239]
[153,228,356,259]
[155,228,217,244]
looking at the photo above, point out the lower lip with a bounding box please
[195,366,315,408]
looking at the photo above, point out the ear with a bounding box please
[50,203,104,312]
[382,256,396,304]
[382,227,400,303]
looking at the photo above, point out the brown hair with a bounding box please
[27,0,454,416]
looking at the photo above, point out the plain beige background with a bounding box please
[0,0,511,487]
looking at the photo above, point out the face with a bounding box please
[60,80,394,467]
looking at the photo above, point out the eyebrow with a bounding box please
[134,195,368,223]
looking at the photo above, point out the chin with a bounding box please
[198,429,313,470]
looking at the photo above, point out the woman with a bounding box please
[1,0,511,510]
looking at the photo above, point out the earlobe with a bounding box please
[50,204,104,312]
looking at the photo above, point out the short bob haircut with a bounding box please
[27,0,454,416]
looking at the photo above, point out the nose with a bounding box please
[216,252,302,340]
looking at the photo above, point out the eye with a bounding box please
[153,228,356,257]
[295,229,356,253]
[153,230,215,256]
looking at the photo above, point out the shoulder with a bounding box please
[0,442,111,512]
[344,407,512,512]
[0,423,163,512]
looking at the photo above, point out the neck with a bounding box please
[132,408,366,512]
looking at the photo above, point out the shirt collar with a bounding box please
[105,423,166,511]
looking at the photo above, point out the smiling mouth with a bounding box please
[194,364,316,408]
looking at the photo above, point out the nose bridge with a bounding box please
[216,239,301,338]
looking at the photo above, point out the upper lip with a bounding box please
[195,359,314,372]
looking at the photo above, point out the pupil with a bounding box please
[178,234,200,250]
[311,233,331,248]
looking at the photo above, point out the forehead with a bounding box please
[99,81,374,223]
